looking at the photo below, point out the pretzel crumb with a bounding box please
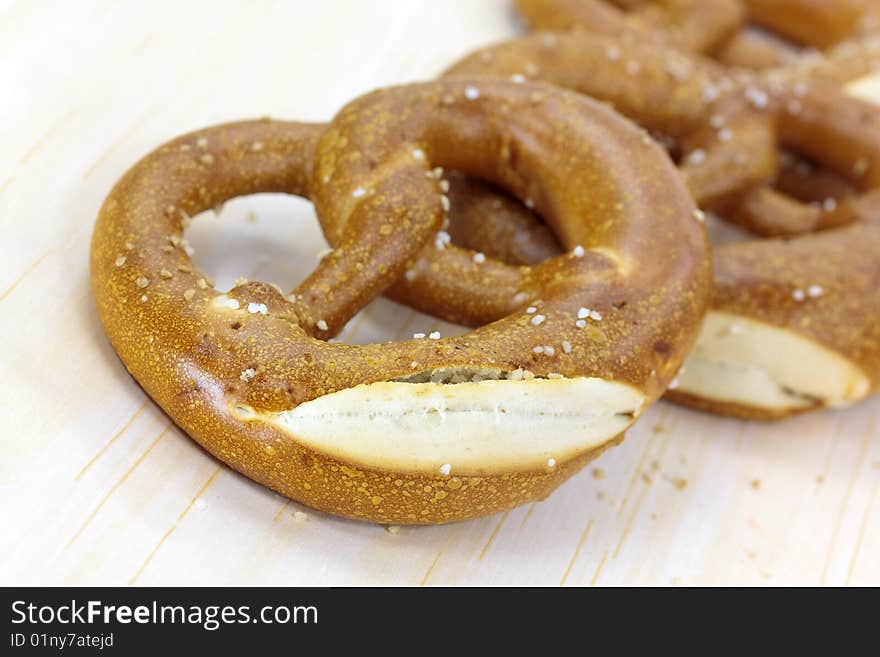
[183,289,195,301]
[115,256,127,267]
[159,269,173,279]
[200,153,214,165]
[562,340,572,354]
[196,278,209,289]
[196,137,208,149]
[251,141,265,152]
[293,511,309,522]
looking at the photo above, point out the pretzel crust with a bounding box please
[91,81,710,523]
[514,0,744,53]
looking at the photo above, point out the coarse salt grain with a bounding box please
[464,86,480,100]
[576,319,587,329]
[413,333,426,339]
[316,319,328,331]
[792,289,806,301]
[808,284,824,298]
[687,149,706,166]
[352,187,366,198]
[531,314,545,326]
[240,368,256,382]
[439,463,451,476]
[428,331,441,340]
[473,252,486,264]
[562,340,572,354]
[526,306,537,314]
[247,302,267,315]
[572,245,585,257]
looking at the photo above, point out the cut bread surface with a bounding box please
[262,375,645,474]
[676,311,870,412]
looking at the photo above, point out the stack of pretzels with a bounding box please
[90,0,880,524]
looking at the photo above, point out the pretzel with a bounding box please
[435,75,880,418]
[90,81,710,524]
[514,0,745,53]
[443,31,778,210]
[743,0,876,50]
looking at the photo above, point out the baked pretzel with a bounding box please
[442,31,778,210]
[514,0,745,53]
[743,0,876,50]
[90,80,710,523]
[435,78,880,418]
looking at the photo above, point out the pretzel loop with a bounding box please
[91,80,710,523]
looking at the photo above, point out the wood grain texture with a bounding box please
[1,0,878,586]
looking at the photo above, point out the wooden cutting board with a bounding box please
[1,0,878,586]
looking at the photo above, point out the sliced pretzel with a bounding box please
[91,81,710,523]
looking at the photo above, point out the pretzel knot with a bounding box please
[90,80,710,523]
[432,32,880,419]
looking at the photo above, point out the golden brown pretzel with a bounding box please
[439,77,880,418]
[420,34,880,418]
[442,30,778,210]
[91,80,711,523]
[743,0,875,50]
[514,0,745,53]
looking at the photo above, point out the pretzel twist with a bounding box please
[514,0,745,53]
[91,81,710,523]
[423,32,880,418]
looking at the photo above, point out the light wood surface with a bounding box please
[2,0,879,586]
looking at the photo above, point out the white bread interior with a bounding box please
[675,312,870,411]
[263,375,645,474]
